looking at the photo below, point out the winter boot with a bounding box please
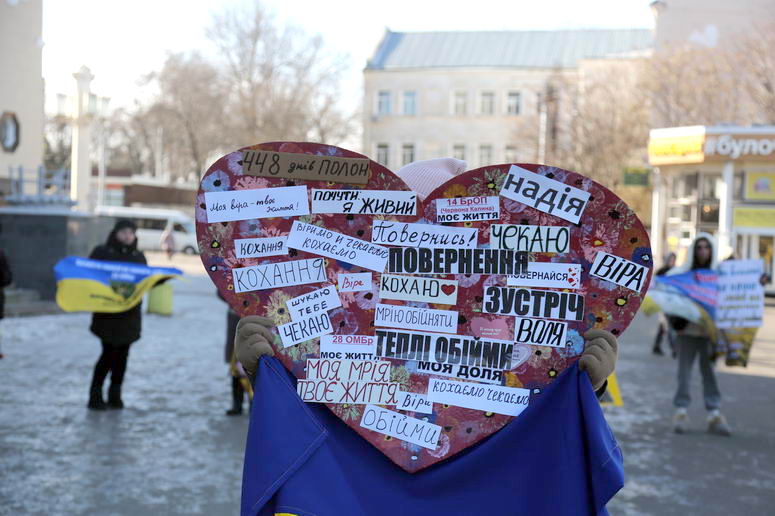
[88,386,107,410]
[107,384,124,410]
[673,408,689,434]
[707,411,731,436]
[225,404,243,416]
[226,376,244,415]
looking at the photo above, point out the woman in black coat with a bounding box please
[87,219,147,410]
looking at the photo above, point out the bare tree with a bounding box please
[642,44,752,127]
[105,105,159,176]
[206,1,352,146]
[735,22,775,124]
[43,115,71,171]
[565,59,650,189]
[101,1,353,183]
[148,52,228,178]
[514,62,649,190]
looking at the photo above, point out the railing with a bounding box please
[5,165,75,206]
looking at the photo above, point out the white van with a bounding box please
[96,206,199,254]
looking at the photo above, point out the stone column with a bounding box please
[69,66,94,211]
[650,167,664,266]
[717,160,735,262]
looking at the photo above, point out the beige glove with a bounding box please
[580,329,619,391]
[234,316,276,377]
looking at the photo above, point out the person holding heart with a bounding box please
[231,158,622,516]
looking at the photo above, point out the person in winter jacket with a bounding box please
[220,291,248,415]
[87,219,147,410]
[667,233,730,435]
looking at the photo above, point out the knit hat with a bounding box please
[113,219,137,232]
[396,158,468,201]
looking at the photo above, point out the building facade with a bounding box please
[0,0,44,199]
[362,29,653,170]
[649,125,775,290]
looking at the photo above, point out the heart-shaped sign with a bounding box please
[197,144,652,473]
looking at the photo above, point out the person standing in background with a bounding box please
[0,249,12,359]
[668,235,729,435]
[160,224,175,260]
[219,292,248,415]
[87,220,147,410]
[225,304,247,415]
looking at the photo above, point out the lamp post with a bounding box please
[96,96,110,208]
[69,66,94,211]
[65,66,109,212]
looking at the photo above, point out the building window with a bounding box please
[377,91,391,115]
[671,173,698,198]
[506,91,521,115]
[453,92,467,115]
[700,203,720,223]
[402,91,417,115]
[479,144,493,166]
[136,217,167,230]
[453,144,466,161]
[377,144,389,167]
[668,205,692,223]
[402,144,415,166]
[504,145,518,163]
[733,172,745,200]
[700,173,721,200]
[480,91,495,115]
[104,187,124,206]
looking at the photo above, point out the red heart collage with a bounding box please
[196,142,653,472]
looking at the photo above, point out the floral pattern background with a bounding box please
[197,145,653,473]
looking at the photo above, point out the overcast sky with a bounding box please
[42,0,655,113]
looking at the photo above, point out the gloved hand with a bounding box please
[235,316,276,377]
[580,329,618,391]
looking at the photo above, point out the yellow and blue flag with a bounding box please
[54,256,182,313]
[647,270,758,366]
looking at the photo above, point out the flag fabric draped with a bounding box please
[54,256,182,313]
[241,357,624,516]
[646,269,759,367]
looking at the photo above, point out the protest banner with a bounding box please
[287,221,389,272]
[716,259,764,329]
[197,143,652,472]
[312,189,416,215]
[379,274,458,304]
[434,196,500,222]
[204,185,309,223]
[371,220,477,248]
[286,285,342,321]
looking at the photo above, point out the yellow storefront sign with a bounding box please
[648,134,705,165]
[745,172,775,201]
[733,207,775,228]
[648,127,775,165]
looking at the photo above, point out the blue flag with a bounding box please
[241,358,624,516]
[655,269,718,319]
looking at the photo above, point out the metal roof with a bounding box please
[366,29,653,70]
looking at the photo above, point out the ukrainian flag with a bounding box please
[646,270,759,366]
[54,256,182,313]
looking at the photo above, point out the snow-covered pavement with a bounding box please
[1,253,774,515]
[1,262,246,515]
